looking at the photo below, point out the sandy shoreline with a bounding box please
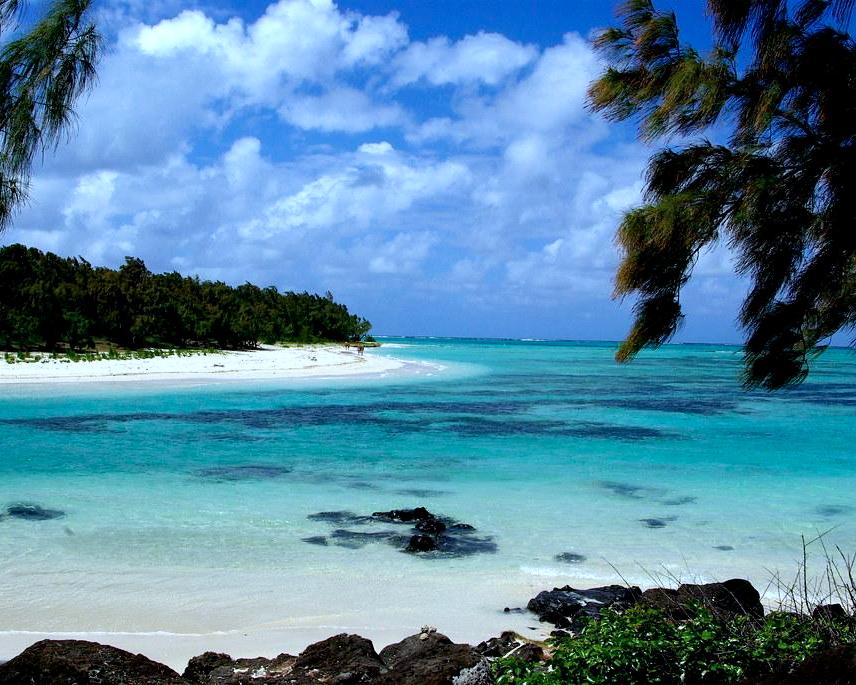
[0,345,415,386]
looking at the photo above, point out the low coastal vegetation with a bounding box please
[494,544,856,685]
[494,605,855,684]
[3,347,218,364]
[0,244,371,351]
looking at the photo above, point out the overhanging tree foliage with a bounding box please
[1,0,98,230]
[588,0,856,389]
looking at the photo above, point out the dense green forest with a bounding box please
[0,244,371,350]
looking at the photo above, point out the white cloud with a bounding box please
[8,1,693,335]
[343,13,409,66]
[392,32,536,87]
[367,232,436,274]
[279,87,407,132]
[409,33,601,147]
[358,141,394,155]
[133,0,408,97]
[237,146,471,240]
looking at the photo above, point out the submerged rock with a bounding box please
[815,504,853,517]
[527,585,642,629]
[0,639,185,684]
[307,511,372,525]
[329,529,407,549]
[194,465,290,481]
[300,535,329,546]
[4,503,65,520]
[661,496,697,506]
[554,552,586,564]
[395,489,450,498]
[432,533,497,557]
[639,517,675,528]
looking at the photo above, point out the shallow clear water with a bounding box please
[1,338,855,662]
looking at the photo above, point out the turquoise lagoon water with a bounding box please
[1,338,855,664]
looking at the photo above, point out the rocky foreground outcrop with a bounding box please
[0,640,185,684]
[2,578,851,685]
[0,628,498,685]
[526,578,765,631]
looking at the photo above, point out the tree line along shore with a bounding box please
[0,244,372,352]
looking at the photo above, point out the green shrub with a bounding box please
[494,606,850,685]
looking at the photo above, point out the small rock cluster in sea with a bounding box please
[303,506,497,557]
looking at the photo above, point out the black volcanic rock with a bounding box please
[812,603,849,623]
[527,585,641,629]
[415,518,447,535]
[292,633,385,684]
[0,639,185,684]
[476,631,543,662]
[183,652,233,683]
[640,578,763,620]
[742,644,856,685]
[376,631,484,685]
[308,506,491,558]
[371,507,434,523]
[182,651,302,684]
[406,534,438,553]
[475,632,520,658]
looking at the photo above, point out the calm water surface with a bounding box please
[1,338,854,660]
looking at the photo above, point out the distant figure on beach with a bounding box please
[344,342,351,350]
[356,344,365,356]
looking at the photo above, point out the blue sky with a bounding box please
[6,0,754,342]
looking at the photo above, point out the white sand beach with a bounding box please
[0,345,414,385]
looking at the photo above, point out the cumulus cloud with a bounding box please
[279,87,407,132]
[6,0,733,337]
[408,33,602,147]
[133,0,406,84]
[237,143,470,240]
[391,31,536,87]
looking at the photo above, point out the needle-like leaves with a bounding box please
[589,0,856,389]
[0,0,99,231]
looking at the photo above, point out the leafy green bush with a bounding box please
[494,606,851,685]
